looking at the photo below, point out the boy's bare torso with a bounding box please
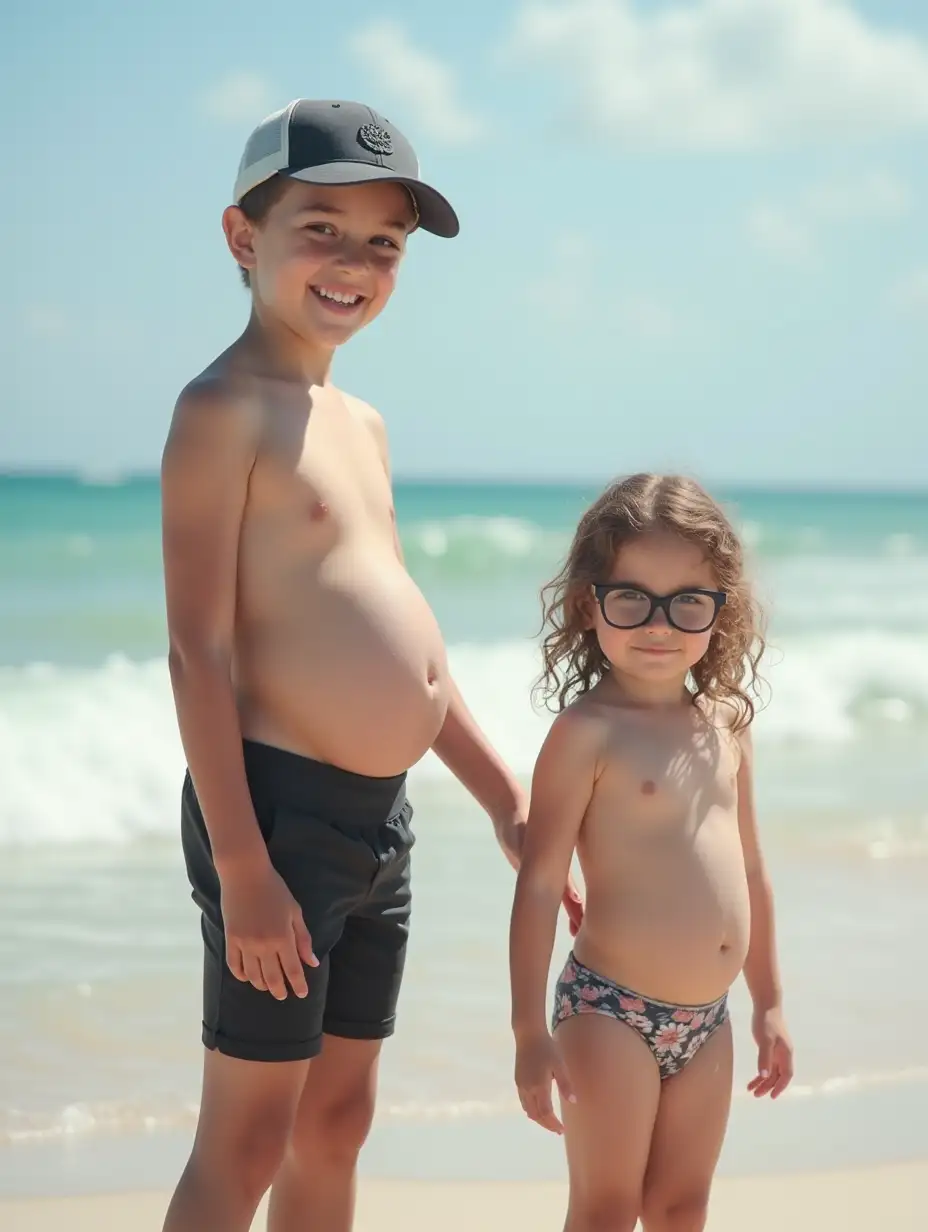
[199,354,449,777]
[571,696,750,1005]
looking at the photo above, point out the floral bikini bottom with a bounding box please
[551,952,729,1081]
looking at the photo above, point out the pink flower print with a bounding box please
[577,1001,599,1013]
[556,995,573,1021]
[653,1023,687,1055]
[579,985,602,1002]
[689,1013,706,1031]
[618,995,647,1013]
[672,1009,694,1023]
[625,1012,653,1034]
[562,963,578,984]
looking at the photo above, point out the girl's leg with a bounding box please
[556,1014,662,1232]
[640,1018,734,1232]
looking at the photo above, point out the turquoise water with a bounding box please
[3,474,928,661]
[1,474,927,1186]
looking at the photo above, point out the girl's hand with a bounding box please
[748,1005,794,1099]
[514,1031,576,1134]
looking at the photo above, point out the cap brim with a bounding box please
[286,162,459,238]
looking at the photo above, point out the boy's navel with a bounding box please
[641,780,657,796]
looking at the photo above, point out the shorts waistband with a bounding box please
[242,740,408,827]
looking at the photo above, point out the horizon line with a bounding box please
[1,467,927,496]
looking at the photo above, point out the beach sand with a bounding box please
[1,1163,925,1231]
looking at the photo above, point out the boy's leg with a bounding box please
[162,1049,309,1232]
[268,1035,382,1232]
[269,839,413,1232]
[640,1018,734,1232]
[556,1014,662,1232]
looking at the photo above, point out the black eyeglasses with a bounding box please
[591,583,726,633]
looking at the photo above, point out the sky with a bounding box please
[3,0,928,485]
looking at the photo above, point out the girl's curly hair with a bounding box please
[536,474,766,730]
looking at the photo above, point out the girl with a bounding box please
[510,474,793,1232]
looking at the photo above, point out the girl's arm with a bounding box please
[510,708,599,1044]
[737,725,794,1099]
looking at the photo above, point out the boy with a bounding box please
[160,99,582,1232]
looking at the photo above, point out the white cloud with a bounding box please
[616,294,679,342]
[201,72,273,125]
[528,233,679,339]
[22,306,71,338]
[888,269,928,318]
[508,0,928,151]
[746,205,813,261]
[805,171,912,222]
[348,21,482,145]
[748,170,911,259]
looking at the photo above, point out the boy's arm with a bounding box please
[510,710,597,1042]
[162,382,314,1000]
[358,399,581,925]
[162,382,263,871]
[431,677,527,864]
[737,725,793,1098]
[357,397,528,843]
[432,647,583,931]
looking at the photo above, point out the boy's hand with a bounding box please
[515,1031,576,1135]
[493,812,526,872]
[220,863,318,1000]
[562,880,584,936]
[748,1005,794,1099]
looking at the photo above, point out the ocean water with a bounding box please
[1,475,927,1192]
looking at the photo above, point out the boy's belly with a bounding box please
[574,839,751,1005]
[234,547,450,777]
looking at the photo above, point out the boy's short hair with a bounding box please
[235,176,292,289]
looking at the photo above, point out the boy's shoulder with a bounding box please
[171,350,267,431]
[163,357,267,478]
[342,389,387,441]
[336,389,391,474]
[175,347,257,411]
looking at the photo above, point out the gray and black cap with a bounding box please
[233,99,459,238]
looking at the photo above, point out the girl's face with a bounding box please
[589,531,724,686]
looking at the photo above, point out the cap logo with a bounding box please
[357,123,394,156]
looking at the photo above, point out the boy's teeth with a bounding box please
[315,287,361,305]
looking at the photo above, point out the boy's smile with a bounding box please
[313,284,367,310]
[309,283,368,314]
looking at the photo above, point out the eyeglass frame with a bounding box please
[590,583,727,633]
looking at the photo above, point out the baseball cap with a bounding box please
[233,99,459,238]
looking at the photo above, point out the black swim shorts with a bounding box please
[181,740,414,1062]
